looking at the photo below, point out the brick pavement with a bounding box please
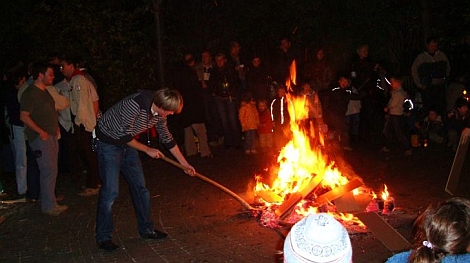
[0,148,285,263]
[0,141,460,263]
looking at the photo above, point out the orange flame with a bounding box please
[255,93,339,199]
[285,60,296,92]
[254,91,361,222]
[253,61,387,227]
[381,184,389,201]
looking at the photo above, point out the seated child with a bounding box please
[386,197,470,263]
[444,97,469,152]
[414,107,444,144]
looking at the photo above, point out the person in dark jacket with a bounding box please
[208,53,242,149]
[328,75,361,150]
[171,54,212,158]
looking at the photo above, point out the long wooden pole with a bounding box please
[160,156,262,211]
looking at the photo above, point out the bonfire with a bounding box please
[252,61,391,229]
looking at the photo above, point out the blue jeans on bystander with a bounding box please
[215,97,241,147]
[10,125,28,195]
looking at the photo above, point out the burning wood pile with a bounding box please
[251,88,393,229]
[250,62,409,251]
[163,61,410,251]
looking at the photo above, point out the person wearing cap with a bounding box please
[283,213,353,263]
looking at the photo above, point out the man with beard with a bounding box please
[20,62,68,216]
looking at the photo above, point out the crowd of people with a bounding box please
[0,58,196,252]
[164,35,470,158]
[1,55,101,216]
[0,34,470,254]
[2,35,470,196]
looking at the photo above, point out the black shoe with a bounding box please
[98,240,119,252]
[140,229,168,240]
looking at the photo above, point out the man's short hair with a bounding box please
[153,88,183,113]
[426,36,439,45]
[356,43,369,53]
[31,62,53,80]
[60,56,78,67]
[455,97,468,109]
[214,53,226,60]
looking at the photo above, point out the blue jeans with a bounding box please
[345,113,360,136]
[95,140,153,243]
[10,125,27,195]
[29,135,59,212]
[215,97,241,147]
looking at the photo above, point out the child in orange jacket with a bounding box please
[239,92,259,154]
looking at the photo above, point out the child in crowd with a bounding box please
[328,75,361,151]
[238,92,259,154]
[386,197,470,263]
[270,85,292,152]
[257,99,274,152]
[414,107,444,145]
[300,81,326,143]
[345,85,361,142]
[444,97,469,152]
[381,76,413,156]
[284,213,353,263]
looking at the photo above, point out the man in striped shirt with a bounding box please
[94,88,195,252]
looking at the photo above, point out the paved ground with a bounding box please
[0,136,466,263]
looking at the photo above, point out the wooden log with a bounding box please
[354,211,410,251]
[275,174,324,219]
[314,178,363,205]
[335,191,372,213]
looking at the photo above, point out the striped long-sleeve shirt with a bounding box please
[95,90,176,149]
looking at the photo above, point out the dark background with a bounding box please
[1,0,469,109]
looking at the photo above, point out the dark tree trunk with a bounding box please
[152,0,165,88]
[420,0,431,40]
